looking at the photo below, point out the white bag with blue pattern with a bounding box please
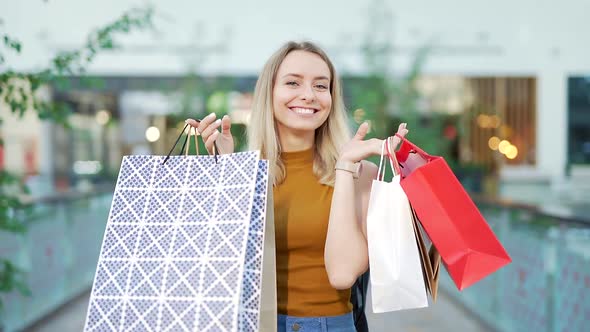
[83,146,276,331]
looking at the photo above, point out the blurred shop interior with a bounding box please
[5,73,588,203]
[1,0,590,331]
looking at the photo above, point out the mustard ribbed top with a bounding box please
[273,148,352,316]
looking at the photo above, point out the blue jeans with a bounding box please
[277,312,356,332]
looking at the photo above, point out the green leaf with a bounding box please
[0,219,27,233]
[2,34,23,54]
[0,260,30,297]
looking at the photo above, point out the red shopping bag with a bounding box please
[391,134,511,290]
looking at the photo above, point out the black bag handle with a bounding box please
[162,122,220,165]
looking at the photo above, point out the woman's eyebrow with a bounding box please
[282,73,330,81]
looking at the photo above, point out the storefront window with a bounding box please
[568,77,590,165]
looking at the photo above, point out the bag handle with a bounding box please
[377,137,405,180]
[377,139,397,180]
[386,137,402,176]
[376,139,387,181]
[394,133,432,159]
[162,121,220,165]
[184,125,199,156]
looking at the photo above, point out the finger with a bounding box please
[200,119,222,140]
[353,122,370,141]
[197,113,217,133]
[394,123,409,140]
[390,134,407,150]
[221,115,232,136]
[396,130,409,138]
[205,130,220,153]
[397,122,407,133]
[388,136,401,152]
[185,118,200,128]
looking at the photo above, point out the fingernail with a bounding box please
[215,119,221,124]
[208,113,216,118]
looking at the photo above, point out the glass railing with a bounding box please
[1,187,589,331]
[0,186,113,332]
[439,196,590,332]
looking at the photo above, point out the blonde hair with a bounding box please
[248,41,351,186]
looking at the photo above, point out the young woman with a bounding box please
[187,41,408,332]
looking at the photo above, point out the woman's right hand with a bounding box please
[186,113,234,155]
[338,122,408,163]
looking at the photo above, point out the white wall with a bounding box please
[4,0,590,75]
[3,0,590,181]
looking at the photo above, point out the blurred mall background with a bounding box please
[0,0,589,331]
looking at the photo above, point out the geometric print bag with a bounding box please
[83,125,276,331]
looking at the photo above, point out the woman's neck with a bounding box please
[277,127,315,152]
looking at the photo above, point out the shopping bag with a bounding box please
[242,160,277,332]
[366,139,428,313]
[386,137,442,302]
[239,159,277,332]
[84,124,276,332]
[393,133,511,290]
[409,206,441,301]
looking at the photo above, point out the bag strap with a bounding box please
[376,139,388,180]
[184,126,198,156]
[162,121,220,165]
[386,137,402,176]
[377,138,402,181]
[394,133,431,159]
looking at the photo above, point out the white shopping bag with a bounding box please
[367,138,428,313]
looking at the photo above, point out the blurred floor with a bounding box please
[365,289,492,332]
[25,288,491,332]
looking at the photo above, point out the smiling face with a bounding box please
[272,50,332,137]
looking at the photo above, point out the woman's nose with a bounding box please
[300,84,315,102]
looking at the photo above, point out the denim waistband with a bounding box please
[277,312,355,332]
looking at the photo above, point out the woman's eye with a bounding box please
[286,81,299,86]
[315,84,328,90]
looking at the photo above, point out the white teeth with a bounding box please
[292,107,315,114]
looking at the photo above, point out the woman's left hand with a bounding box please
[338,122,409,163]
[389,122,409,151]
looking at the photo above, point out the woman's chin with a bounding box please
[286,120,324,132]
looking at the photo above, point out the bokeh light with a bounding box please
[95,110,111,125]
[505,145,518,159]
[498,140,511,153]
[488,136,501,150]
[145,126,160,142]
